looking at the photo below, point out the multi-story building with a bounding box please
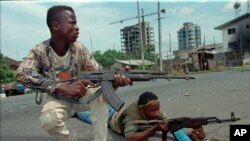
[215,13,250,52]
[215,13,250,66]
[120,22,155,55]
[177,22,201,50]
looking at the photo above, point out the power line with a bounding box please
[108,8,165,25]
[109,2,165,71]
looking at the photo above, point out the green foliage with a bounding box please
[144,52,155,62]
[136,64,152,70]
[0,53,15,83]
[92,49,156,69]
[93,49,126,69]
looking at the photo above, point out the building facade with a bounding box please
[215,13,250,66]
[120,22,155,55]
[177,22,201,50]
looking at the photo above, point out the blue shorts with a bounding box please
[76,105,116,124]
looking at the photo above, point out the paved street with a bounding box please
[1,70,250,141]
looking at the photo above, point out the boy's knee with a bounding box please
[40,109,58,130]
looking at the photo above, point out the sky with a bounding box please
[0,0,249,61]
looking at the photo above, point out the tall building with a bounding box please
[120,22,155,55]
[177,22,201,50]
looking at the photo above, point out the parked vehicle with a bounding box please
[4,82,25,96]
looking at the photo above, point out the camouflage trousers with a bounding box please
[39,87,109,141]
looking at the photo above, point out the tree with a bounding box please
[144,44,155,62]
[0,53,15,83]
[93,49,127,69]
[92,49,156,70]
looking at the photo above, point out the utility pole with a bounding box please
[240,36,243,66]
[158,0,163,71]
[141,8,147,54]
[127,32,131,56]
[203,35,206,70]
[247,0,250,13]
[90,36,93,53]
[169,33,172,73]
[109,1,165,70]
[213,36,216,48]
[137,0,145,70]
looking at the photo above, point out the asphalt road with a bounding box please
[1,70,250,141]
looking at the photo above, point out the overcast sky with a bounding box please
[1,0,249,61]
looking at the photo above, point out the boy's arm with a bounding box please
[16,49,57,94]
[124,125,159,141]
[124,120,168,141]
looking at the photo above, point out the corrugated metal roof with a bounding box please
[115,59,155,65]
[194,43,223,51]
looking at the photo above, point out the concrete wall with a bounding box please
[243,51,250,66]
[220,16,250,52]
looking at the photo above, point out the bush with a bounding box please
[0,53,15,83]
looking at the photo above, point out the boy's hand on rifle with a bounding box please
[190,127,206,141]
[56,79,95,97]
[156,120,169,132]
[113,74,133,87]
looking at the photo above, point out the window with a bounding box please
[228,42,238,50]
[228,28,236,35]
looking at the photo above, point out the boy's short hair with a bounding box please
[138,91,158,106]
[46,5,75,30]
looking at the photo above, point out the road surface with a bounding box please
[1,70,250,141]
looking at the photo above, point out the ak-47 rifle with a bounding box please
[34,70,195,111]
[167,112,240,132]
[130,112,240,141]
[164,112,240,141]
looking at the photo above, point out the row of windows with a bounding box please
[178,35,201,39]
[227,24,250,35]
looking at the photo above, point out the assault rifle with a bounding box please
[60,70,194,111]
[131,112,240,141]
[34,70,195,111]
[167,112,240,132]
[143,112,240,141]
